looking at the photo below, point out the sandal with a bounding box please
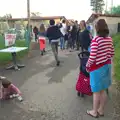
[97,112,104,117]
[87,110,99,118]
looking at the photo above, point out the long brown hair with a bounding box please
[80,20,86,29]
[39,24,45,33]
[95,19,109,37]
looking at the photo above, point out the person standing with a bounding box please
[75,20,81,50]
[33,26,38,42]
[79,20,92,52]
[60,19,67,50]
[46,19,62,66]
[86,19,114,118]
[38,24,46,55]
[69,23,77,51]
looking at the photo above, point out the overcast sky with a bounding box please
[0,0,120,21]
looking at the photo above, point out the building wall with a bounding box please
[7,18,61,29]
[90,16,120,36]
[106,17,120,35]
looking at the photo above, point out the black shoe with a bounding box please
[56,61,60,66]
[77,92,80,97]
[80,93,84,97]
[43,49,46,52]
[41,52,43,56]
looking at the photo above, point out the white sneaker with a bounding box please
[0,76,6,80]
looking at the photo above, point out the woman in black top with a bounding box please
[79,20,92,52]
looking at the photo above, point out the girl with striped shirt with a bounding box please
[86,19,114,118]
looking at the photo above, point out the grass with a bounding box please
[112,33,120,80]
[0,35,28,64]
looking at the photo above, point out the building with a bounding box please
[86,13,120,36]
[1,16,66,29]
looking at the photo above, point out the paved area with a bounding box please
[0,49,120,120]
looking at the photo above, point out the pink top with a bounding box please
[0,84,21,99]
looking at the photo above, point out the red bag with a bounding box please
[76,72,92,96]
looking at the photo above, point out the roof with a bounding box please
[1,16,66,21]
[86,13,120,23]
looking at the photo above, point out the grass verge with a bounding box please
[0,35,28,65]
[112,33,120,81]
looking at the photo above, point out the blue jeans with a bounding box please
[60,37,65,49]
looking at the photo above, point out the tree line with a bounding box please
[90,0,120,14]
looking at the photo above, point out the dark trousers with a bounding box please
[70,39,75,49]
[51,42,59,63]
[76,39,80,50]
[35,34,38,41]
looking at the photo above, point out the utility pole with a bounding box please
[27,0,30,31]
[27,0,31,57]
[105,0,108,11]
[111,0,113,13]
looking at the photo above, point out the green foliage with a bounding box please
[105,5,120,14]
[90,0,105,13]
[112,33,120,80]
[0,22,9,34]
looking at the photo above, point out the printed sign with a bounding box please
[5,34,16,47]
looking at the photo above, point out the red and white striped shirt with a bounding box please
[86,36,114,71]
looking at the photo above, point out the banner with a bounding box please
[5,34,16,47]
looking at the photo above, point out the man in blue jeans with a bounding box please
[60,36,65,50]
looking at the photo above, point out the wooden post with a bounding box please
[27,0,31,57]
[27,0,30,30]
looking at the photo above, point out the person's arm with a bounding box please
[86,39,98,69]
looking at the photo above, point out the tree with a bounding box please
[105,5,120,14]
[0,14,12,20]
[90,0,105,13]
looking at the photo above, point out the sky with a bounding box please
[0,0,120,21]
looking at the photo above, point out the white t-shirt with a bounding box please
[60,23,67,36]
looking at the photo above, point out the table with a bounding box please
[0,47,28,70]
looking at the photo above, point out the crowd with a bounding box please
[0,18,114,119]
[33,19,92,66]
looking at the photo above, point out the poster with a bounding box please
[5,34,16,47]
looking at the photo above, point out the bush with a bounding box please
[112,33,120,80]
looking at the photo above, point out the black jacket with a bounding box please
[79,29,92,50]
[71,25,77,40]
[46,25,62,41]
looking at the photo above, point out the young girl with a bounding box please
[38,24,46,55]
[0,76,23,101]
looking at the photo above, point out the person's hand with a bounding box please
[86,65,90,73]
[86,68,90,73]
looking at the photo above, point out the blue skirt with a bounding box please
[90,64,112,92]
